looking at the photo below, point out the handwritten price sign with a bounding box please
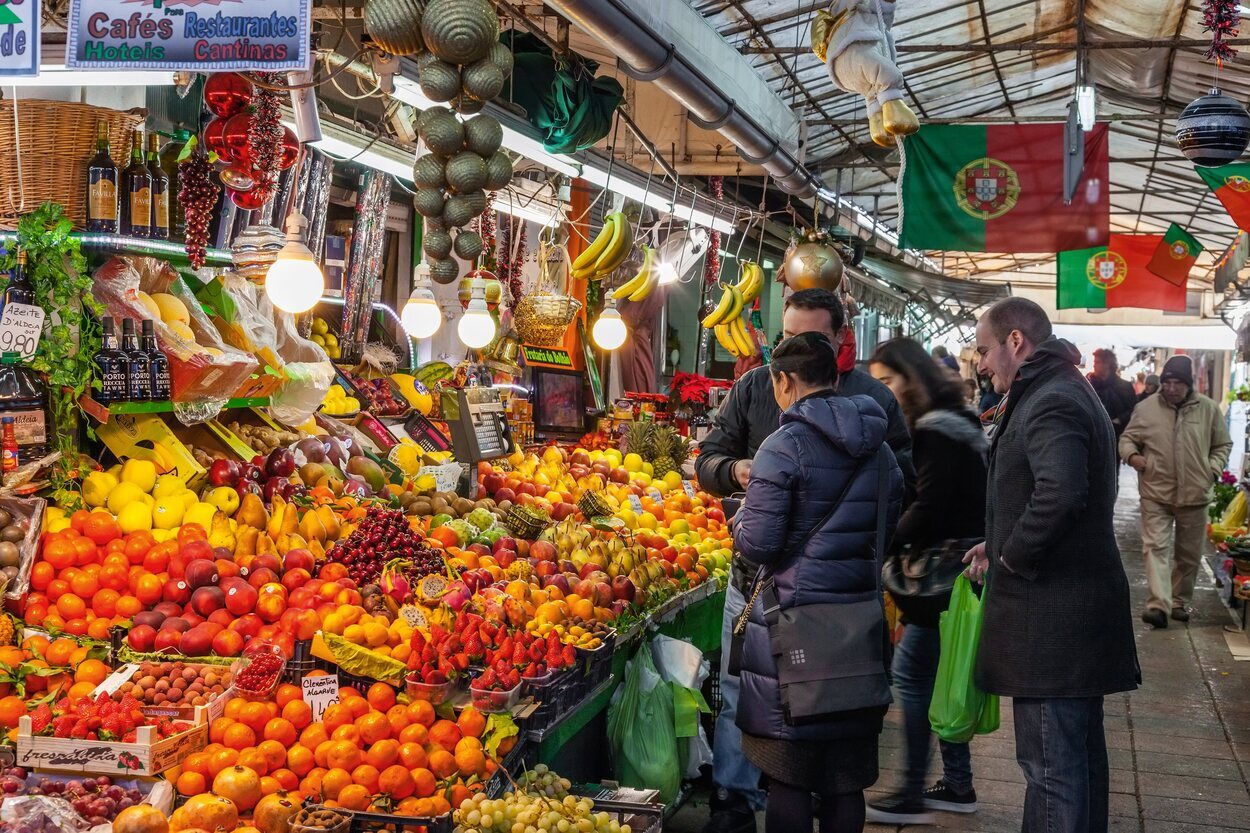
[0,303,43,359]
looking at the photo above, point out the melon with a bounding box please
[134,290,161,320]
[151,293,190,325]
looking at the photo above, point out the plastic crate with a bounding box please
[522,671,568,732]
[484,739,536,798]
[341,807,452,833]
[574,630,616,688]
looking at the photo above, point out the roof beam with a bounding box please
[808,112,1177,126]
[740,37,1250,55]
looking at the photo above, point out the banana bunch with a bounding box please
[612,245,659,302]
[735,260,765,303]
[713,317,758,359]
[703,261,766,358]
[572,212,633,280]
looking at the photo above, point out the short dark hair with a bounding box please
[770,332,839,388]
[870,337,967,420]
[783,288,846,332]
[1092,348,1118,371]
[982,297,1052,346]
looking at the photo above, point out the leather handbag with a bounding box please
[882,538,982,629]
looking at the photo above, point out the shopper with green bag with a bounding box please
[929,574,998,744]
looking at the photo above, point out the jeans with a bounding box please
[1013,697,1109,833]
[714,582,766,810]
[893,624,974,797]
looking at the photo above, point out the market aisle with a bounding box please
[668,469,1250,832]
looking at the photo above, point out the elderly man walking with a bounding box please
[1120,356,1231,627]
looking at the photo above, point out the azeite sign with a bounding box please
[0,0,38,77]
[67,0,311,71]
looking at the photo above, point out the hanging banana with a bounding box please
[728,317,757,357]
[572,212,634,280]
[612,245,659,301]
[701,284,743,329]
[733,260,764,303]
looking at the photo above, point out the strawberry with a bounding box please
[52,715,73,738]
[511,644,527,666]
[29,704,51,734]
[122,730,136,743]
[562,645,577,665]
[529,642,545,662]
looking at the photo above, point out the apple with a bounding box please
[609,468,630,484]
[482,472,505,495]
[242,464,264,483]
[541,574,571,595]
[517,482,536,497]
[569,464,590,480]
[127,625,157,652]
[611,576,636,603]
[266,448,296,478]
[190,586,226,617]
[553,502,578,521]
[578,562,602,581]
[530,540,558,563]
[179,612,204,628]
[132,610,165,630]
[493,548,517,568]
[591,582,614,607]
[610,599,630,617]
[262,479,285,503]
[236,480,263,498]
[222,577,258,616]
[208,459,241,488]
[534,560,558,578]
[467,543,491,558]
[591,461,611,476]
[494,487,516,504]
[283,548,315,573]
[570,449,591,466]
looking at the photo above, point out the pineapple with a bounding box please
[652,427,691,479]
[0,614,13,647]
[623,421,655,459]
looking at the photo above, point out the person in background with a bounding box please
[932,345,960,373]
[966,298,1138,833]
[977,375,1003,421]
[866,338,986,825]
[1137,374,1159,403]
[1088,348,1138,438]
[1120,356,1231,628]
[963,377,979,407]
[694,289,912,833]
[733,333,904,833]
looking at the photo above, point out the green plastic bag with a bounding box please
[607,646,681,802]
[929,574,1000,743]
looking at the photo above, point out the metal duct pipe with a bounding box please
[545,0,822,198]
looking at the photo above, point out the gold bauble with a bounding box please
[783,241,844,292]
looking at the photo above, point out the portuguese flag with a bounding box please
[1197,163,1250,229]
[1146,224,1202,286]
[900,124,1109,252]
[1057,234,1187,312]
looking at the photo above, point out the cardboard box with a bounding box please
[96,414,204,484]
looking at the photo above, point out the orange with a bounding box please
[114,594,142,618]
[238,702,271,734]
[90,589,120,618]
[321,703,353,733]
[454,738,486,777]
[427,749,457,779]
[396,797,423,815]
[411,767,437,798]
[83,513,120,546]
[29,562,53,591]
[209,747,239,777]
[134,574,162,606]
[337,784,372,811]
[282,700,312,730]
[429,796,451,815]
[209,717,235,744]
[397,742,427,770]
[271,768,299,792]
[405,699,435,728]
[342,694,370,720]
[428,719,461,751]
[350,763,379,792]
[257,739,287,772]
[54,593,86,621]
[274,684,303,709]
[355,712,390,746]
[45,580,69,602]
[397,723,428,746]
[313,740,336,769]
[299,723,329,751]
[320,767,353,801]
[63,619,89,637]
[384,704,410,736]
[182,751,212,778]
[259,775,282,796]
[286,745,315,777]
[456,707,486,739]
[325,740,362,771]
[123,531,154,561]
[237,747,269,776]
[42,537,75,570]
[0,696,25,729]
[364,738,399,770]
[22,604,46,627]
[365,682,396,712]
[69,571,99,599]
[86,619,112,640]
[66,681,96,703]
[223,698,246,720]
[378,764,415,799]
[222,723,257,750]
[175,770,206,796]
[74,659,110,686]
[262,718,297,747]
[299,771,325,800]
[331,725,361,747]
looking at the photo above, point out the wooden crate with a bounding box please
[15,713,207,776]
[95,662,233,725]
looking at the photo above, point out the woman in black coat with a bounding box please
[866,338,988,825]
[733,333,903,833]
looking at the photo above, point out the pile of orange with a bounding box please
[185,681,502,817]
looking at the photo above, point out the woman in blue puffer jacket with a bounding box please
[732,332,904,833]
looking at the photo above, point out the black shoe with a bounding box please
[865,794,936,825]
[1171,607,1191,622]
[702,792,756,833]
[1142,608,1168,629]
[922,780,979,813]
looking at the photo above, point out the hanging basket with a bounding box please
[0,100,145,229]
[513,241,582,346]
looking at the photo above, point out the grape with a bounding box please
[179,145,219,269]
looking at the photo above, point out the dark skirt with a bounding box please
[741,732,879,796]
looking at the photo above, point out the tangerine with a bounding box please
[287,745,315,777]
[42,537,75,570]
[271,768,299,792]
[29,562,53,591]
[257,739,287,772]
[397,742,427,770]
[411,768,437,798]
[175,771,206,796]
[182,751,212,777]
[321,703,353,733]
[299,723,329,751]
[365,682,396,712]
[223,722,257,750]
[378,764,415,799]
[282,700,312,730]
[427,719,462,751]
[55,594,86,620]
[236,748,269,776]
[238,702,271,734]
[350,763,379,792]
[337,784,372,811]
[259,775,282,796]
[263,717,297,747]
[90,588,120,618]
[456,707,486,739]
[325,740,362,771]
[209,747,240,776]
[274,683,303,709]
[355,712,390,745]
[427,749,457,779]
[0,696,25,728]
[114,594,142,618]
[320,768,352,801]
[405,699,435,727]
[74,659,109,686]
[397,723,428,746]
[365,738,399,770]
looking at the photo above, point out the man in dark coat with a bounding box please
[1088,348,1138,438]
[966,298,1139,833]
[692,288,911,833]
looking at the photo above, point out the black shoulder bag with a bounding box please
[729,448,894,724]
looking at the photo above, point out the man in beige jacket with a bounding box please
[1120,355,1232,628]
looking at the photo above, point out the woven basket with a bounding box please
[504,505,550,540]
[514,240,582,346]
[577,491,613,519]
[0,100,145,229]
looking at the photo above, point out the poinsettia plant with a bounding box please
[669,371,730,408]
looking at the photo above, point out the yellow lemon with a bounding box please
[167,321,196,342]
[152,474,185,499]
[642,462,654,477]
[152,496,185,530]
[47,517,71,534]
[83,471,119,509]
[663,470,683,491]
[117,502,153,534]
[105,481,146,515]
[183,502,217,531]
[120,459,157,492]
[179,490,199,511]
[637,512,658,530]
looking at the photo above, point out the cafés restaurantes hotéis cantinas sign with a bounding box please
[66,0,311,72]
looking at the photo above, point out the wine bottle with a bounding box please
[141,319,170,400]
[147,133,170,240]
[95,316,128,405]
[1,250,33,315]
[120,129,152,238]
[86,121,118,233]
[160,130,191,240]
[121,318,151,401]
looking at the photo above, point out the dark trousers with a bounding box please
[1013,697,1109,833]
[893,624,974,796]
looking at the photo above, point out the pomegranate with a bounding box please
[253,791,300,833]
[211,765,262,811]
[112,805,170,833]
[169,793,237,832]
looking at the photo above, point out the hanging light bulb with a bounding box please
[457,277,496,349]
[266,211,324,313]
[592,297,628,350]
[656,261,680,286]
[402,263,442,339]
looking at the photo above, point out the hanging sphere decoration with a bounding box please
[783,240,844,292]
[203,118,229,158]
[221,113,255,164]
[229,187,270,210]
[203,73,254,119]
[1176,87,1250,167]
[277,127,300,170]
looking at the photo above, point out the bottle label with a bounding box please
[89,174,117,221]
[153,190,169,232]
[8,409,45,446]
[101,366,128,402]
[151,364,171,399]
[1,447,15,474]
[130,187,151,230]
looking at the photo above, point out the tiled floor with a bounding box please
[669,470,1250,831]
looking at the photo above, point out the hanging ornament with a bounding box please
[782,229,844,292]
[277,127,300,171]
[1176,87,1250,166]
[229,187,270,211]
[221,113,254,163]
[180,143,219,269]
[1202,0,1241,65]
[204,72,254,119]
[220,167,256,192]
[248,72,285,202]
[203,118,229,159]
[705,176,723,287]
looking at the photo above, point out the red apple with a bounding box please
[482,472,505,494]
[609,468,630,484]
[494,548,517,567]
[530,540,557,563]
[551,502,577,521]
[611,576,636,603]
[541,574,571,595]
[208,459,241,488]
[467,543,491,558]
[570,449,591,466]
[517,482,536,497]
[591,461,611,476]
[591,582,614,607]
[569,464,590,480]
[573,578,596,600]
[578,562,602,581]
[491,537,517,554]
[494,487,516,504]
[534,560,558,578]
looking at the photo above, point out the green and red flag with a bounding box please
[1197,163,1250,230]
[1146,224,1202,286]
[900,124,1109,252]
[1057,234,1187,311]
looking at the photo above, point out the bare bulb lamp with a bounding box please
[266,211,324,313]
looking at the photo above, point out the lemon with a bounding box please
[328,384,346,399]
[152,473,185,499]
[663,470,683,491]
[47,517,71,534]
[344,397,361,411]
[183,502,217,531]
[152,496,185,530]
[135,291,161,320]
[313,317,329,336]
[180,490,199,511]
[117,502,153,534]
[106,481,147,515]
[83,471,119,509]
[623,453,643,473]
[120,459,158,492]
[637,512,658,530]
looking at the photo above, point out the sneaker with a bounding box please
[1171,607,1191,623]
[865,794,936,825]
[702,792,757,833]
[1141,608,1168,629]
[922,780,979,813]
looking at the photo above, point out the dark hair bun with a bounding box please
[770,332,839,387]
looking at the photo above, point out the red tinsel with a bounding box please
[1203,0,1241,64]
[705,176,723,285]
[248,73,284,202]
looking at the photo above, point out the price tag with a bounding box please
[682,480,698,498]
[628,494,644,514]
[0,303,44,359]
[647,487,664,503]
[302,674,340,722]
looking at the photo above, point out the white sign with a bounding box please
[682,480,697,498]
[627,494,643,514]
[0,302,44,358]
[301,674,339,722]
[0,0,38,76]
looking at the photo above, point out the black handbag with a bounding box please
[882,538,982,629]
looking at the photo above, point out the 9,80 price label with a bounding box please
[0,303,44,359]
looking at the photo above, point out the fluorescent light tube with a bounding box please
[4,65,175,87]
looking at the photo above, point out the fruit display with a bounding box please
[319,384,362,417]
[310,316,342,360]
[453,766,635,833]
[112,661,233,710]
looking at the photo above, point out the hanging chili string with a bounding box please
[704,176,723,285]
[249,72,284,202]
[478,193,498,274]
[1203,0,1241,64]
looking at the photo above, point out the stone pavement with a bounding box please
[668,469,1250,832]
